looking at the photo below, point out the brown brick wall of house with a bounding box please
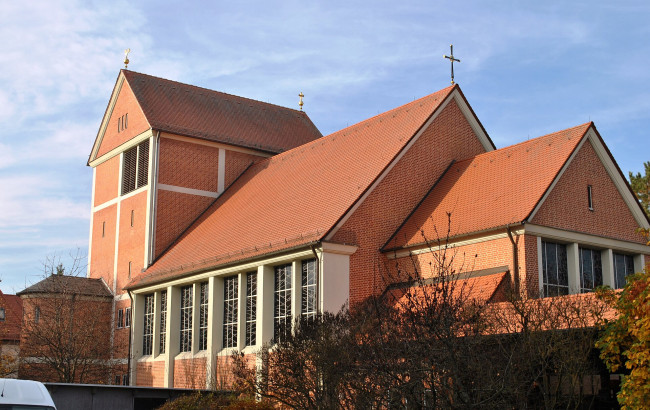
[532,140,646,244]
[331,99,488,305]
[97,79,150,158]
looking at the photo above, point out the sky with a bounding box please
[0,0,649,292]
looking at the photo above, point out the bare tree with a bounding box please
[17,252,123,384]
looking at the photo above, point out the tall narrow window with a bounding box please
[274,264,292,342]
[130,210,134,227]
[614,253,635,289]
[541,241,568,296]
[223,276,238,349]
[180,286,193,352]
[125,307,131,328]
[245,272,257,346]
[143,294,155,355]
[587,185,593,210]
[128,261,132,279]
[199,282,209,351]
[34,307,40,324]
[121,141,149,195]
[302,259,317,319]
[579,247,602,293]
[117,309,124,328]
[102,221,105,238]
[159,290,167,354]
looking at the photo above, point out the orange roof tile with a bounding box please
[122,70,323,153]
[387,271,508,307]
[385,123,592,250]
[128,86,457,289]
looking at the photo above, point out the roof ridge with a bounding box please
[122,69,307,115]
[451,122,592,167]
[261,85,457,165]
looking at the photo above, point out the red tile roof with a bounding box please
[128,85,457,289]
[0,290,23,342]
[387,271,508,307]
[122,70,322,153]
[385,123,591,250]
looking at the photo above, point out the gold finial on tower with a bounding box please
[124,48,131,69]
[298,92,304,111]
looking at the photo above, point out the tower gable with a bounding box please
[89,72,151,165]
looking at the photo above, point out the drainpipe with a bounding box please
[506,226,521,298]
[310,244,320,313]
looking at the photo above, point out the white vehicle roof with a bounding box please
[0,379,56,409]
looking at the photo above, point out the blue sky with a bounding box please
[0,0,649,292]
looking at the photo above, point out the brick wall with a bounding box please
[532,140,645,244]
[136,360,166,387]
[173,357,207,389]
[89,204,117,288]
[158,138,220,192]
[116,190,148,294]
[96,79,150,158]
[331,99,488,305]
[225,150,259,188]
[94,155,120,207]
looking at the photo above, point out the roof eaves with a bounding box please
[127,239,321,291]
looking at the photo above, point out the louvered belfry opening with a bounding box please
[121,140,149,195]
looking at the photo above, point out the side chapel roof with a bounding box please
[128,85,460,289]
[384,123,592,250]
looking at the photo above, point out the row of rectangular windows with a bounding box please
[141,259,318,355]
[541,240,635,297]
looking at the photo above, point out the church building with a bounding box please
[86,70,650,388]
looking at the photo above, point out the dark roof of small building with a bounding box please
[122,70,323,154]
[17,275,112,298]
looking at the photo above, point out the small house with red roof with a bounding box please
[85,70,649,388]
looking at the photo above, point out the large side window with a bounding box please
[274,264,292,342]
[159,290,167,354]
[142,294,155,355]
[245,272,257,347]
[180,286,193,352]
[301,259,317,319]
[613,253,635,289]
[121,140,149,195]
[541,241,568,296]
[223,276,238,349]
[579,247,602,293]
[199,282,209,351]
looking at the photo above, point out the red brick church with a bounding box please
[84,69,649,388]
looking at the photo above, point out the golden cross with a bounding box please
[124,48,131,69]
[443,44,460,85]
[298,92,304,111]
